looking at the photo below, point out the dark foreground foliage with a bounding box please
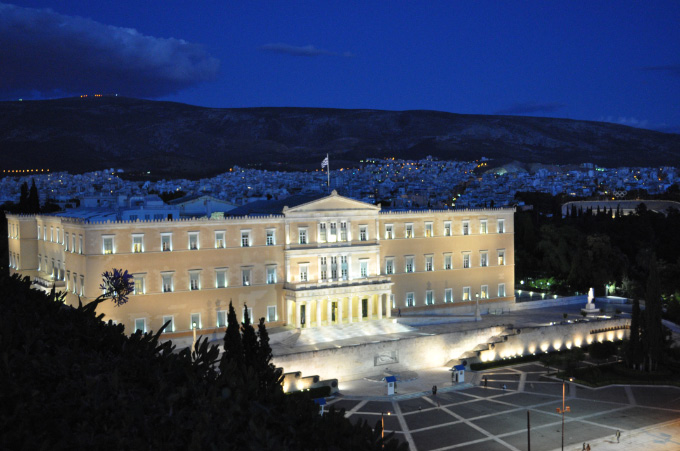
[0,275,406,451]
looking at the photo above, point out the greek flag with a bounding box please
[321,156,329,168]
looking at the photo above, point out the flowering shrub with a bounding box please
[99,268,135,307]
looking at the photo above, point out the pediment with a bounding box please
[284,190,380,216]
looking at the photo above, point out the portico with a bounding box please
[285,277,393,328]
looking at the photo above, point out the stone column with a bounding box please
[305,301,312,328]
[327,299,332,326]
[338,298,343,325]
[295,302,301,329]
[358,297,363,322]
[316,300,322,327]
[368,296,374,320]
[377,293,383,320]
[386,294,392,318]
[348,296,353,323]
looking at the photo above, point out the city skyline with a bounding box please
[1,1,679,133]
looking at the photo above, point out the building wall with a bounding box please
[7,193,515,336]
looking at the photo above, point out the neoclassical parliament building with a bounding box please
[7,191,515,336]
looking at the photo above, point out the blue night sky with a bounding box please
[2,1,679,132]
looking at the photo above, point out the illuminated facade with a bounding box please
[7,191,515,336]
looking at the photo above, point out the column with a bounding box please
[327,299,332,326]
[358,297,363,322]
[316,300,322,327]
[377,293,383,320]
[338,298,343,325]
[295,302,301,329]
[386,294,391,318]
[304,301,312,328]
[348,296,353,323]
[368,296,374,320]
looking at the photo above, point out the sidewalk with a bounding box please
[549,419,680,451]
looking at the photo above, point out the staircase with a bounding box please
[295,319,415,346]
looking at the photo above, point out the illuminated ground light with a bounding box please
[565,341,572,349]
[616,330,625,340]
[528,344,537,354]
[574,337,583,347]
[540,342,550,352]
[553,340,563,350]
[586,336,594,345]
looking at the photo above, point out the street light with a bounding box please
[191,321,197,353]
[556,377,572,451]
[381,412,391,448]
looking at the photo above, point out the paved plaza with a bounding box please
[332,363,680,451]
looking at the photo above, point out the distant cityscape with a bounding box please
[1,157,677,213]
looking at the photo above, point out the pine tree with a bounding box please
[221,301,244,369]
[240,303,259,369]
[627,297,642,370]
[19,182,28,213]
[257,317,283,395]
[644,257,663,371]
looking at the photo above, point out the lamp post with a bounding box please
[556,377,572,451]
[381,411,391,448]
[191,321,197,353]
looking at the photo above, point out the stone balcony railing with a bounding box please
[284,275,392,292]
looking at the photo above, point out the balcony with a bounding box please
[284,275,392,293]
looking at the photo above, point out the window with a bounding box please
[37,225,41,240]
[191,313,201,329]
[79,235,83,254]
[329,222,337,241]
[385,257,394,275]
[132,234,144,253]
[133,274,145,295]
[444,254,452,270]
[359,225,367,241]
[463,253,470,269]
[425,222,433,237]
[162,273,173,293]
[266,266,277,284]
[242,307,253,323]
[462,287,471,301]
[498,249,506,266]
[72,273,77,294]
[161,233,172,252]
[298,228,308,244]
[462,221,470,235]
[444,221,451,236]
[64,233,69,251]
[65,270,69,287]
[360,260,368,278]
[481,285,489,299]
[217,310,227,328]
[340,256,348,280]
[319,257,327,281]
[480,251,488,267]
[480,220,488,234]
[391,294,396,309]
[425,255,433,271]
[425,290,434,305]
[267,306,277,322]
[331,256,338,279]
[405,256,414,273]
[134,318,146,333]
[215,269,228,288]
[385,224,394,240]
[319,223,327,242]
[43,227,47,241]
[57,228,60,244]
[162,315,174,332]
[50,227,53,242]
[188,232,199,250]
[72,235,76,253]
[215,231,225,248]
[498,283,506,297]
[445,288,453,303]
[406,292,415,307]
[299,264,308,282]
[242,268,252,286]
[241,230,251,247]
[190,271,200,290]
[266,229,275,246]
[497,219,505,234]
[102,236,114,254]
[405,223,414,238]
[340,222,348,241]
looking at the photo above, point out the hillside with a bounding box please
[1,97,679,179]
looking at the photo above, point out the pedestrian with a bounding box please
[616,430,620,443]
[434,385,437,395]
[586,444,591,451]
[484,376,488,387]
[502,384,507,391]
[398,308,401,317]
[582,442,586,451]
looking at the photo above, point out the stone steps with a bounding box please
[295,319,415,346]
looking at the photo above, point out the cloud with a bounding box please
[0,3,219,99]
[260,43,353,58]
[494,102,566,115]
[642,65,680,78]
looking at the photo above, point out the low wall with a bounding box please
[272,317,630,382]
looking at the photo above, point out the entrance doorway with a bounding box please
[331,301,337,323]
[362,298,368,318]
[300,304,306,328]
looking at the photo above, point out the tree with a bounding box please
[19,182,28,213]
[626,297,643,369]
[589,341,617,365]
[27,179,40,213]
[643,256,664,371]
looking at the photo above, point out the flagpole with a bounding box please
[326,153,330,192]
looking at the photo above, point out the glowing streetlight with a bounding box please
[556,377,572,450]
[191,321,197,353]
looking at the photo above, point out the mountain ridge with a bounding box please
[1,96,678,179]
